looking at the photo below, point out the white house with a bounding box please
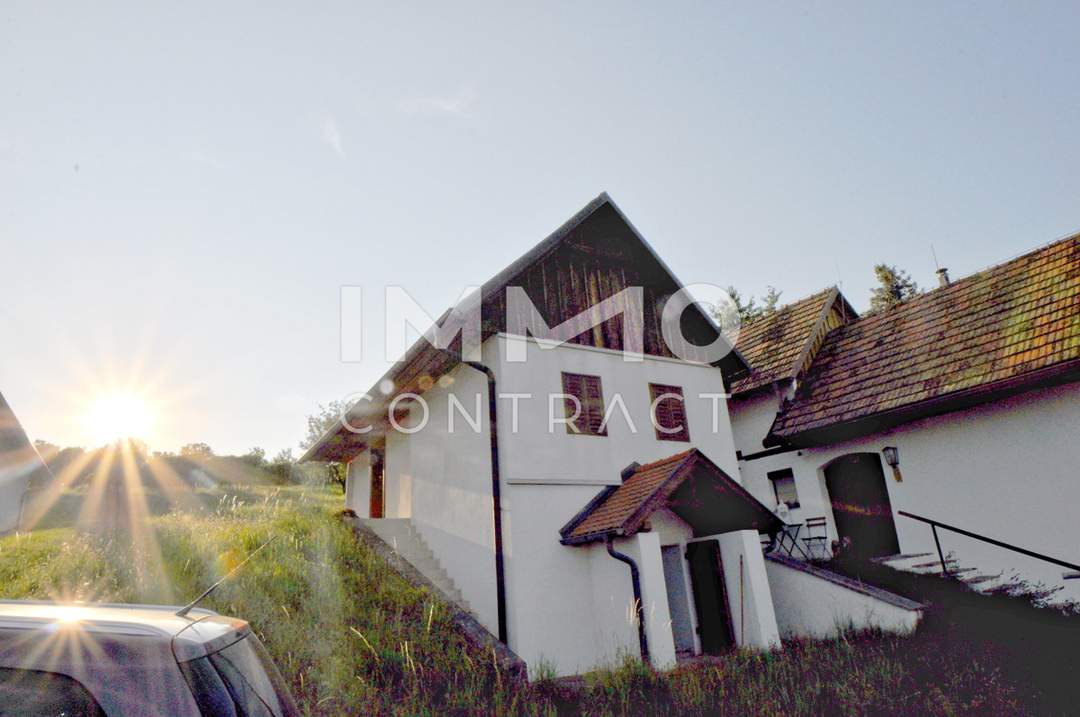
[303,194,923,677]
[728,234,1080,602]
[0,391,49,533]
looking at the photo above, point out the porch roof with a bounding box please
[559,448,782,546]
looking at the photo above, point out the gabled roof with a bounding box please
[0,391,51,532]
[560,448,782,545]
[730,288,856,396]
[302,193,750,462]
[768,233,1080,446]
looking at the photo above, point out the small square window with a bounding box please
[649,383,689,442]
[561,372,607,436]
[768,468,800,509]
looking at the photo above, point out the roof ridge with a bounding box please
[849,232,1078,327]
[627,448,697,474]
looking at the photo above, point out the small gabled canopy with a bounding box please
[560,448,782,546]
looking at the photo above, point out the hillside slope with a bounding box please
[0,483,1044,716]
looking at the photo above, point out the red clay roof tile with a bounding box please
[770,234,1080,441]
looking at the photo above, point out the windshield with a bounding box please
[182,635,299,717]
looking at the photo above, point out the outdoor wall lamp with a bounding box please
[882,446,902,482]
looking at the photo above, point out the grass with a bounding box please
[0,483,1060,716]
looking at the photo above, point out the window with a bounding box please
[0,668,106,717]
[561,372,607,435]
[649,383,690,442]
[181,635,300,717]
[768,468,800,509]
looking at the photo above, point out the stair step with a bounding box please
[363,518,478,619]
[910,559,959,569]
[963,574,1001,585]
[872,552,933,564]
[915,566,975,578]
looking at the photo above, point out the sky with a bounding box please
[2,1,1079,456]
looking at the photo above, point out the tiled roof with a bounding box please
[731,289,840,395]
[770,234,1080,442]
[560,449,781,544]
[562,450,696,543]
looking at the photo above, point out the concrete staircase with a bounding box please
[873,552,1001,591]
[360,518,475,616]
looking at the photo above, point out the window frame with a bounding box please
[767,468,800,509]
[648,383,690,442]
[560,372,607,436]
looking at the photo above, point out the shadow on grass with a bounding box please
[826,555,1080,716]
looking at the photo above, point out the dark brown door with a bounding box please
[685,540,734,654]
[825,453,900,558]
[369,447,385,519]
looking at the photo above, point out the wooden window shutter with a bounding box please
[649,383,689,442]
[562,372,607,436]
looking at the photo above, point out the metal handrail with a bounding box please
[897,510,1080,578]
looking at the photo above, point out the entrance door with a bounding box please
[685,540,734,654]
[824,453,900,558]
[661,546,695,655]
[369,447,385,519]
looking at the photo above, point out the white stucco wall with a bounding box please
[346,333,779,676]
[491,335,749,674]
[765,556,922,638]
[731,382,1080,602]
[343,452,370,515]
[0,471,30,533]
[345,360,499,633]
[717,529,781,650]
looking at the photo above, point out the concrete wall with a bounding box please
[765,555,922,638]
[731,381,1080,602]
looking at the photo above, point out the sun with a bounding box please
[83,393,155,446]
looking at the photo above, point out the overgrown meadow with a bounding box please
[0,482,1053,716]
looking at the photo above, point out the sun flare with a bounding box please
[83,393,155,446]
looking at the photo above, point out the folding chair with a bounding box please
[801,516,830,560]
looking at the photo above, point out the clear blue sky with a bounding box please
[2,1,1078,455]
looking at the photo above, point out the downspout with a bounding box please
[605,535,650,665]
[462,361,509,646]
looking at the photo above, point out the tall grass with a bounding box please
[0,486,1043,716]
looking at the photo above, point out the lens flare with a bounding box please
[83,393,154,445]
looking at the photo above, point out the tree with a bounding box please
[179,442,213,458]
[241,446,267,467]
[720,285,783,324]
[302,401,351,492]
[268,448,296,482]
[760,286,782,315]
[302,400,349,450]
[869,264,920,313]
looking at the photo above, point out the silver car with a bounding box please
[0,600,300,717]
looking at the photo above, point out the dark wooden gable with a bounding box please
[485,201,720,360]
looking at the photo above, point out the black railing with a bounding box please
[897,510,1080,579]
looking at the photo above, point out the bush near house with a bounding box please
[0,483,1064,716]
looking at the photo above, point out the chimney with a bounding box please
[936,267,950,288]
